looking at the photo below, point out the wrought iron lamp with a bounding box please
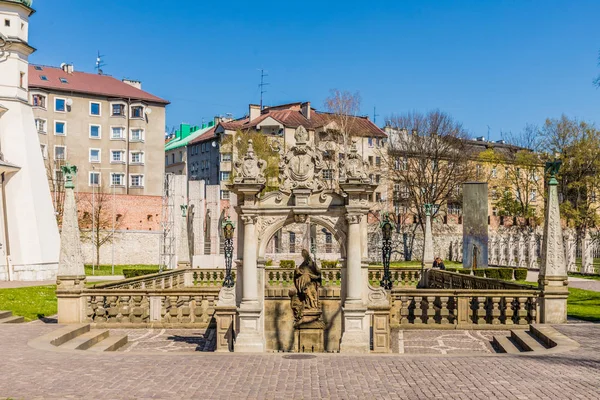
[380,213,394,290]
[222,217,235,288]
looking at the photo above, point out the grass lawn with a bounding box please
[0,285,57,321]
[85,264,159,276]
[567,287,600,322]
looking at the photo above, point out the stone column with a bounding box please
[582,231,594,274]
[56,165,87,324]
[214,286,236,352]
[539,162,569,324]
[345,214,363,303]
[422,205,434,267]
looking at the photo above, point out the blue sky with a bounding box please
[30,0,600,140]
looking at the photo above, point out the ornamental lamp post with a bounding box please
[222,217,235,288]
[380,213,394,290]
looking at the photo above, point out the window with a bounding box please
[492,188,499,201]
[20,72,25,88]
[375,156,381,167]
[131,106,144,118]
[89,125,101,139]
[111,127,124,139]
[89,149,100,163]
[221,190,230,200]
[34,66,43,71]
[448,203,462,215]
[4,19,10,27]
[130,151,144,164]
[221,153,232,162]
[368,137,373,147]
[40,144,47,159]
[90,102,101,116]
[54,146,66,160]
[325,232,333,254]
[530,190,537,202]
[171,153,175,164]
[89,172,100,186]
[111,150,124,163]
[54,121,66,136]
[368,156,373,166]
[375,174,381,184]
[491,167,497,178]
[111,173,125,186]
[59,78,68,84]
[220,171,231,181]
[32,94,46,108]
[179,151,183,162]
[40,75,48,81]
[130,174,144,187]
[55,98,66,112]
[323,169,334,180]
[130,129,144,141]
[289,232,296,253]
[35,118,46,133]
[112,104,125,116]
[375,192,382,202]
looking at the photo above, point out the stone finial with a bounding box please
[57,165,85,279]
[233,139,267,184]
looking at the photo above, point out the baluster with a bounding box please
[504,296,514,325]
[491,297,501,325]
[169,295,178,320]
[107,296,118,322]
[131,296,144,323]
[400,295,410,324]
[427,296,436,324]
[517,297,528,325]
[413,296,423,324]
[476,297,487,324]
[528,297,538,324]
[179,296,191,323]
[119,296,131,322]
[440,296,450,324]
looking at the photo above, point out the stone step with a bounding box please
[492,335,522,354]
[88,335,128,352]
[511,330,547,352]
[59,330,110,351]
[0,310,13,319]
[0,315,24,324]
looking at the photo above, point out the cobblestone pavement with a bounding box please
[0,323,599,400]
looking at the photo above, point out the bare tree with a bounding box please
[44,155,66,224]
[323,89,362,153]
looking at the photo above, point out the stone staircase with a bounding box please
[493,324,579,355]
[34,324,128,352]
[0,310,24,324]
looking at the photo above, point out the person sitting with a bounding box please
[432,257,446,270]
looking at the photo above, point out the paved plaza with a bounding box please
[0,322,598,399]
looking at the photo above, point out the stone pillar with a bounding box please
[582,231,594,274]
[539,163,568,324]
[56,166,86,324]
[345,214,363,303]
[422,205,434,267]
[528,234,538,270]
[499,236,507,266]
[507,235,515,267]
[462,183,489,269]
[214,286,236,352]
[518,233,527,268]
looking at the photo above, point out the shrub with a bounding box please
[445,267,458,273]
[457,269,471,275]
[473,269,485,277]
[320,260,338,268]
[279,260,296,268]
[485,268,500,280]
[123,269,160,279]
[265,259,273,267]
[514,268,528,281]
[498,268,513,281]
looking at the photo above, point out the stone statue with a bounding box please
[339,139,370,184]
[233,139,267,184]
[293,249,322,313]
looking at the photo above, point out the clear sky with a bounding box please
[29,0,600,140]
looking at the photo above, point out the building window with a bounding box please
[20,72,25,88]
[32,94,46,108]
[111,173,125,186]
[375,174,381,184]
[111,150,124,163]
[179,151,183,162]
[55,98,66,112]
[221,190,230,200]
[368,137,373,147]
[35,118,46,133]
[130,129,144,142]
[55,121,66,136]
[491,167,497,178]
[368,156,373,166]
[530,190,537,202]
[89,125,101,139]
[89,149,101,163]
[40,144,47,159]
[165,155,169,166]
[325,232,333,254]
[323,169,334,180]
[130,174,144,187]
[4,19,9,27]
[40,75,48,81]
[220,171,231,181]
[171,153,175,164]
[492,188,499,201]
[90,102,101,116]
[54,146,66,160]
[289,232,296,254]
[448,203,462,215]
[112,104,125,117]
[111,127,124,139]
[375,192,382,202]
[375,156,381,167]
[59,78,68,84]
[130,151,144,164]
[89,172,100,186]
[221,153,232,162]
[131,106,144,118]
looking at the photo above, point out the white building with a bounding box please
[0,0,60,280]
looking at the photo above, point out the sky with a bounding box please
[29,0,600,140]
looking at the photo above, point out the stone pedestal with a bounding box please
[294,310,325,353]
[56,276,86,324]
[340,304,369,353]
[539,275,568,324]
[234,304,264,352]
[371,306,391,353]
[214,306,236,352]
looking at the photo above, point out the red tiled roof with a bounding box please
[28,65,169,105]
[189,127,217,145]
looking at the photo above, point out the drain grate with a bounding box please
[282,354,317,360]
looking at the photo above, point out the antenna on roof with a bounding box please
[258,69,269,110]
[95,51,106,75]
[487,125,491,142]
[373,106,380,124]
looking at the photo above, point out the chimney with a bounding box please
[214,116,221,126]
[61,63,74,74]
[249,104,261,122]
[123,79,142,90]
[301,101,311,119]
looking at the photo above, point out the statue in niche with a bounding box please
[293,249,322,313]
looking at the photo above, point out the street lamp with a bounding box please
[222,216,235,288]
[380,213,394,290]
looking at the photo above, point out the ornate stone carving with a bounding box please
[293,214,308,223]
[233,140,267,184]
[256,216,286,237]
[241,214,258,225]
[293,250,321,316]
[345,214,362,225]
[367,284,389,307]
[278,126,326,195]
[339,140,370,184]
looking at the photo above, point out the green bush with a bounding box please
[320,260,338,268]
[279,260,296,268]
[485,268,500,280]
[473,269,485,277]
[123,269,161,279]
[498,268,513,281]
[265,259,273,267]
[514,268,528,281]
[445,267,458,272]
[457,269,471,275]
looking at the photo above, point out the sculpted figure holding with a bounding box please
[294,249,322,310]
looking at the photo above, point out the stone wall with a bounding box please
[81,230,161,266]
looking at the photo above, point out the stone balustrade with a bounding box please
[368,267,421,287]
[426,269,537,290]
[93,269,188,290]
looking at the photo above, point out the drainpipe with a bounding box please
[1,172,11,281]
[126,98,131,195]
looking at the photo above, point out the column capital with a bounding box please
[345,213,362,225]
[241,214,258,225]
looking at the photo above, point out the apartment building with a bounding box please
[28,64,169,196]
[187,123,219,184]
[164,122,215,176]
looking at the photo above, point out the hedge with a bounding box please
[514,268,528,281]
[123,269,161,279]
[484,269,500,279]
[457,269,471,275]
[498,268,514,281]
[473,269,485,277]
[279,260,296,268]
[445,267,458,273]
[321,260,338,268]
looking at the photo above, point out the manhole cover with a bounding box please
[282,354,317,360]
